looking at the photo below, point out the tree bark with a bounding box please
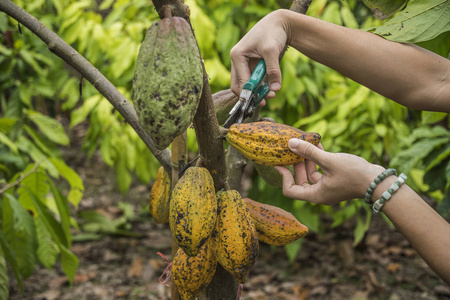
[0,0,173,175]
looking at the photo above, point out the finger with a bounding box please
[293,162,308,186]
[276,167,318,203]
[230,48,252,94]
[260,50,282,92]
[288,139,328,166]
[230,63,240,96]
[304,158,322,184]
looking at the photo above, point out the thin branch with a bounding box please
[0,0,172,175]
[0,160,43,194]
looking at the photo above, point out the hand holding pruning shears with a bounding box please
[224,59,271,128]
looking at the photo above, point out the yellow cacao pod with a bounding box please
[172,238,217,300]
[169,167,217,257]
[149,167,171,224]
[213,190,259,283]
[244,198,308,246]
[226,121,321,166]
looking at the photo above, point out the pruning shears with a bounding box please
[223,59,271,128]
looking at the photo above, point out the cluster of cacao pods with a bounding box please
[149,159,311,299]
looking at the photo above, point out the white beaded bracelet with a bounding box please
[372,173,407,213]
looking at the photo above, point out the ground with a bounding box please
[8,147,450,300]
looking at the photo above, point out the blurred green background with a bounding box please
[0,0,449,292]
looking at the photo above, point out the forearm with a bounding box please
[372,176,450,285]
[281,10,450,112]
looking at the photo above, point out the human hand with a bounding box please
[230,10,291,100]
[274,139,385,205]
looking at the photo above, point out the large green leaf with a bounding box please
[27,189,78,283]
[35,216,59,269]
[0,231,22,292]
[60,245,79,286]
[367,0,450,43]
[27,111,70,146]
[2,194,37,279]
[0,248,9,300]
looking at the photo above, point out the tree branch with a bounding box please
[0,0,172,175]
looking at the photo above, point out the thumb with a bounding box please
[288,139,326,165]
[264,56,281,92]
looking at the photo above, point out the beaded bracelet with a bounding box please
[364,168,397,204]
[372,173,407,213]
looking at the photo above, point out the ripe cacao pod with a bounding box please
[149,166,171,224]
[244,198,308,246]
[132,17,203,150]
[172,238,217,300]
[226,121,321,166]
[213,190,259,283]
[169,167,217,257]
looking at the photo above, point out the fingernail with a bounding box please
[288,138,300,150]
[270,82,281,91]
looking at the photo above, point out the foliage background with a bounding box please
[0,0,449,297]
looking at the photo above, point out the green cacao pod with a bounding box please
[169,167,217,257]
[132,17,203,150]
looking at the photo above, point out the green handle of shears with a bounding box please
[242,59,266,92]
[253,83,270,107]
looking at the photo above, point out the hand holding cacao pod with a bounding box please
[226,121,321,166]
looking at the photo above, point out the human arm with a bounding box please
[230,9,450,113]
[274,138,450,285]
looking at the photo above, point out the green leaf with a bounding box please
[19,50,43,75]
[0,248,9,300]
[49,158,84,209]
[48,179,72,247]
[19,164,49,199]
[2,194,37,279]
[353,206,371,246]
[0,131,18,153]
[26,189,78,283]
[391,137,450,173]
[366,0,450,43]
[35,216,59,269]
[363,0,407,20]
[421,111,448,125]
[116,152,132,194]
[27,188,69,248]
[284,239,303,264]
[60,244,79,285]
[341,3,359,28]
[424,158,450,191]
[27,111,70,146]
[0,231,22,292]
[437,190,450,216]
